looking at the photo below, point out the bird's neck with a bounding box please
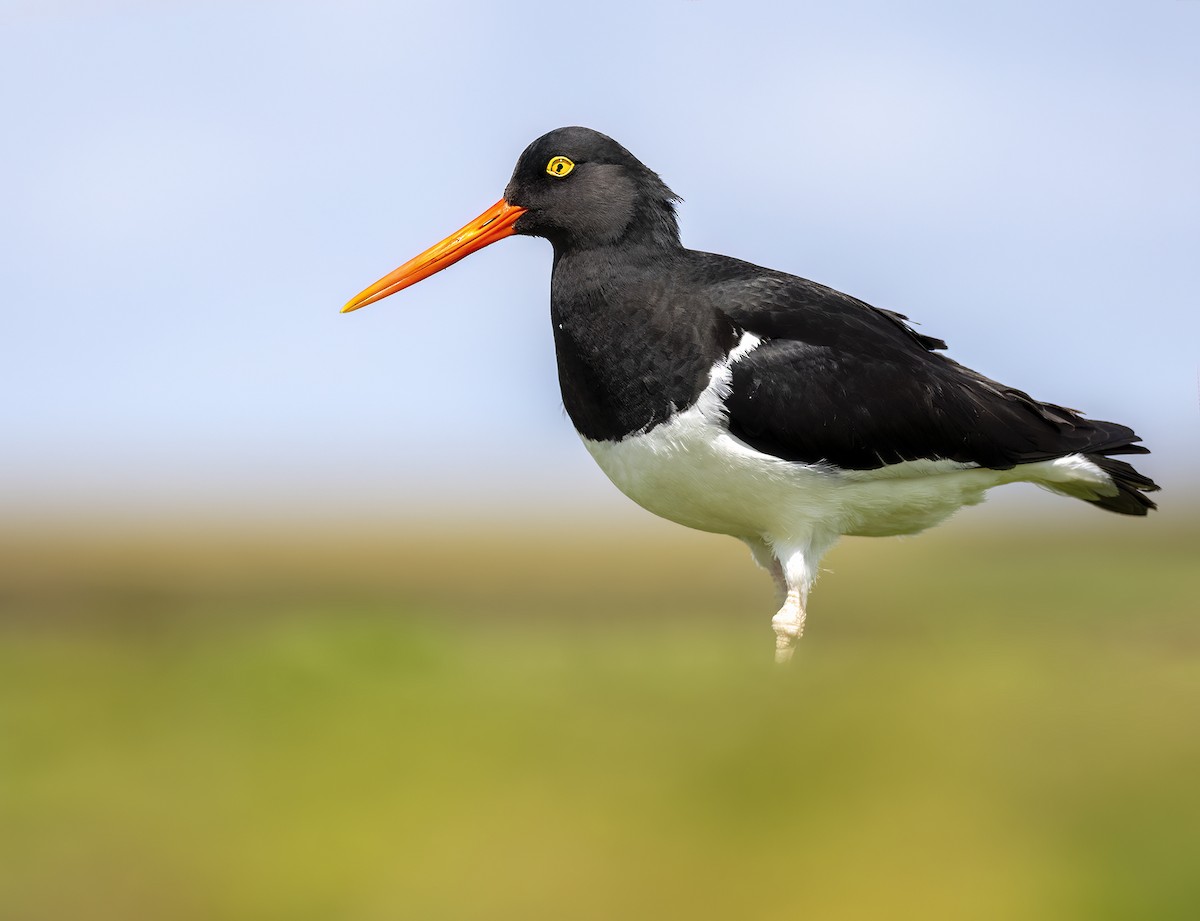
[546,193,682,256]
[548,245,735,442]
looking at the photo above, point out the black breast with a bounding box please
[550,252,738,442]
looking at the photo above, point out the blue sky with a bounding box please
[2,0,1197,520]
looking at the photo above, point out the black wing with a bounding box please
[695,260,1147,472]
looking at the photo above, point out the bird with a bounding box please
[341,126,1159,663]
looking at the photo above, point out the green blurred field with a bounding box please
[2,512,1198,920]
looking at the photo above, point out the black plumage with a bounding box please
[502,129,1156,515]
[342,125,1160,661]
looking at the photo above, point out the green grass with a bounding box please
[1,514,1198,920]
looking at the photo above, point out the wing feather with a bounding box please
[690,262,1145,470]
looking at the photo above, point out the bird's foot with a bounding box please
[773,630,798,664]
[771,597,805,665]
[772,619,803,664]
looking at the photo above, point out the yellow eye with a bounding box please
[546,155,575,178]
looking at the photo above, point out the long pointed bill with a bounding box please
[341,199,527,313]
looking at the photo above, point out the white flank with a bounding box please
[583,331,1022,547]
[1025,453,1117,501]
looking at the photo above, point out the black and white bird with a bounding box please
[342,126,1159,662]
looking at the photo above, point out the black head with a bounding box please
[341,127,681,314]
[504,127,681,251]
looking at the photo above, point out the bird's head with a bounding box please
[342,126,679,314]
[504,126,680,250]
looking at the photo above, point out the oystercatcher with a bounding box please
[342,126,1159,662]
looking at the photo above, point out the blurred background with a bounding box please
[2,1,1198,918]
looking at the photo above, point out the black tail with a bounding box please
[1085,450,1160,516]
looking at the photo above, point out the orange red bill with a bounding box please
[341,198,527,313]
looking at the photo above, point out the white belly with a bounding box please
[582,409,1021,543]
[580,331,1021,545]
